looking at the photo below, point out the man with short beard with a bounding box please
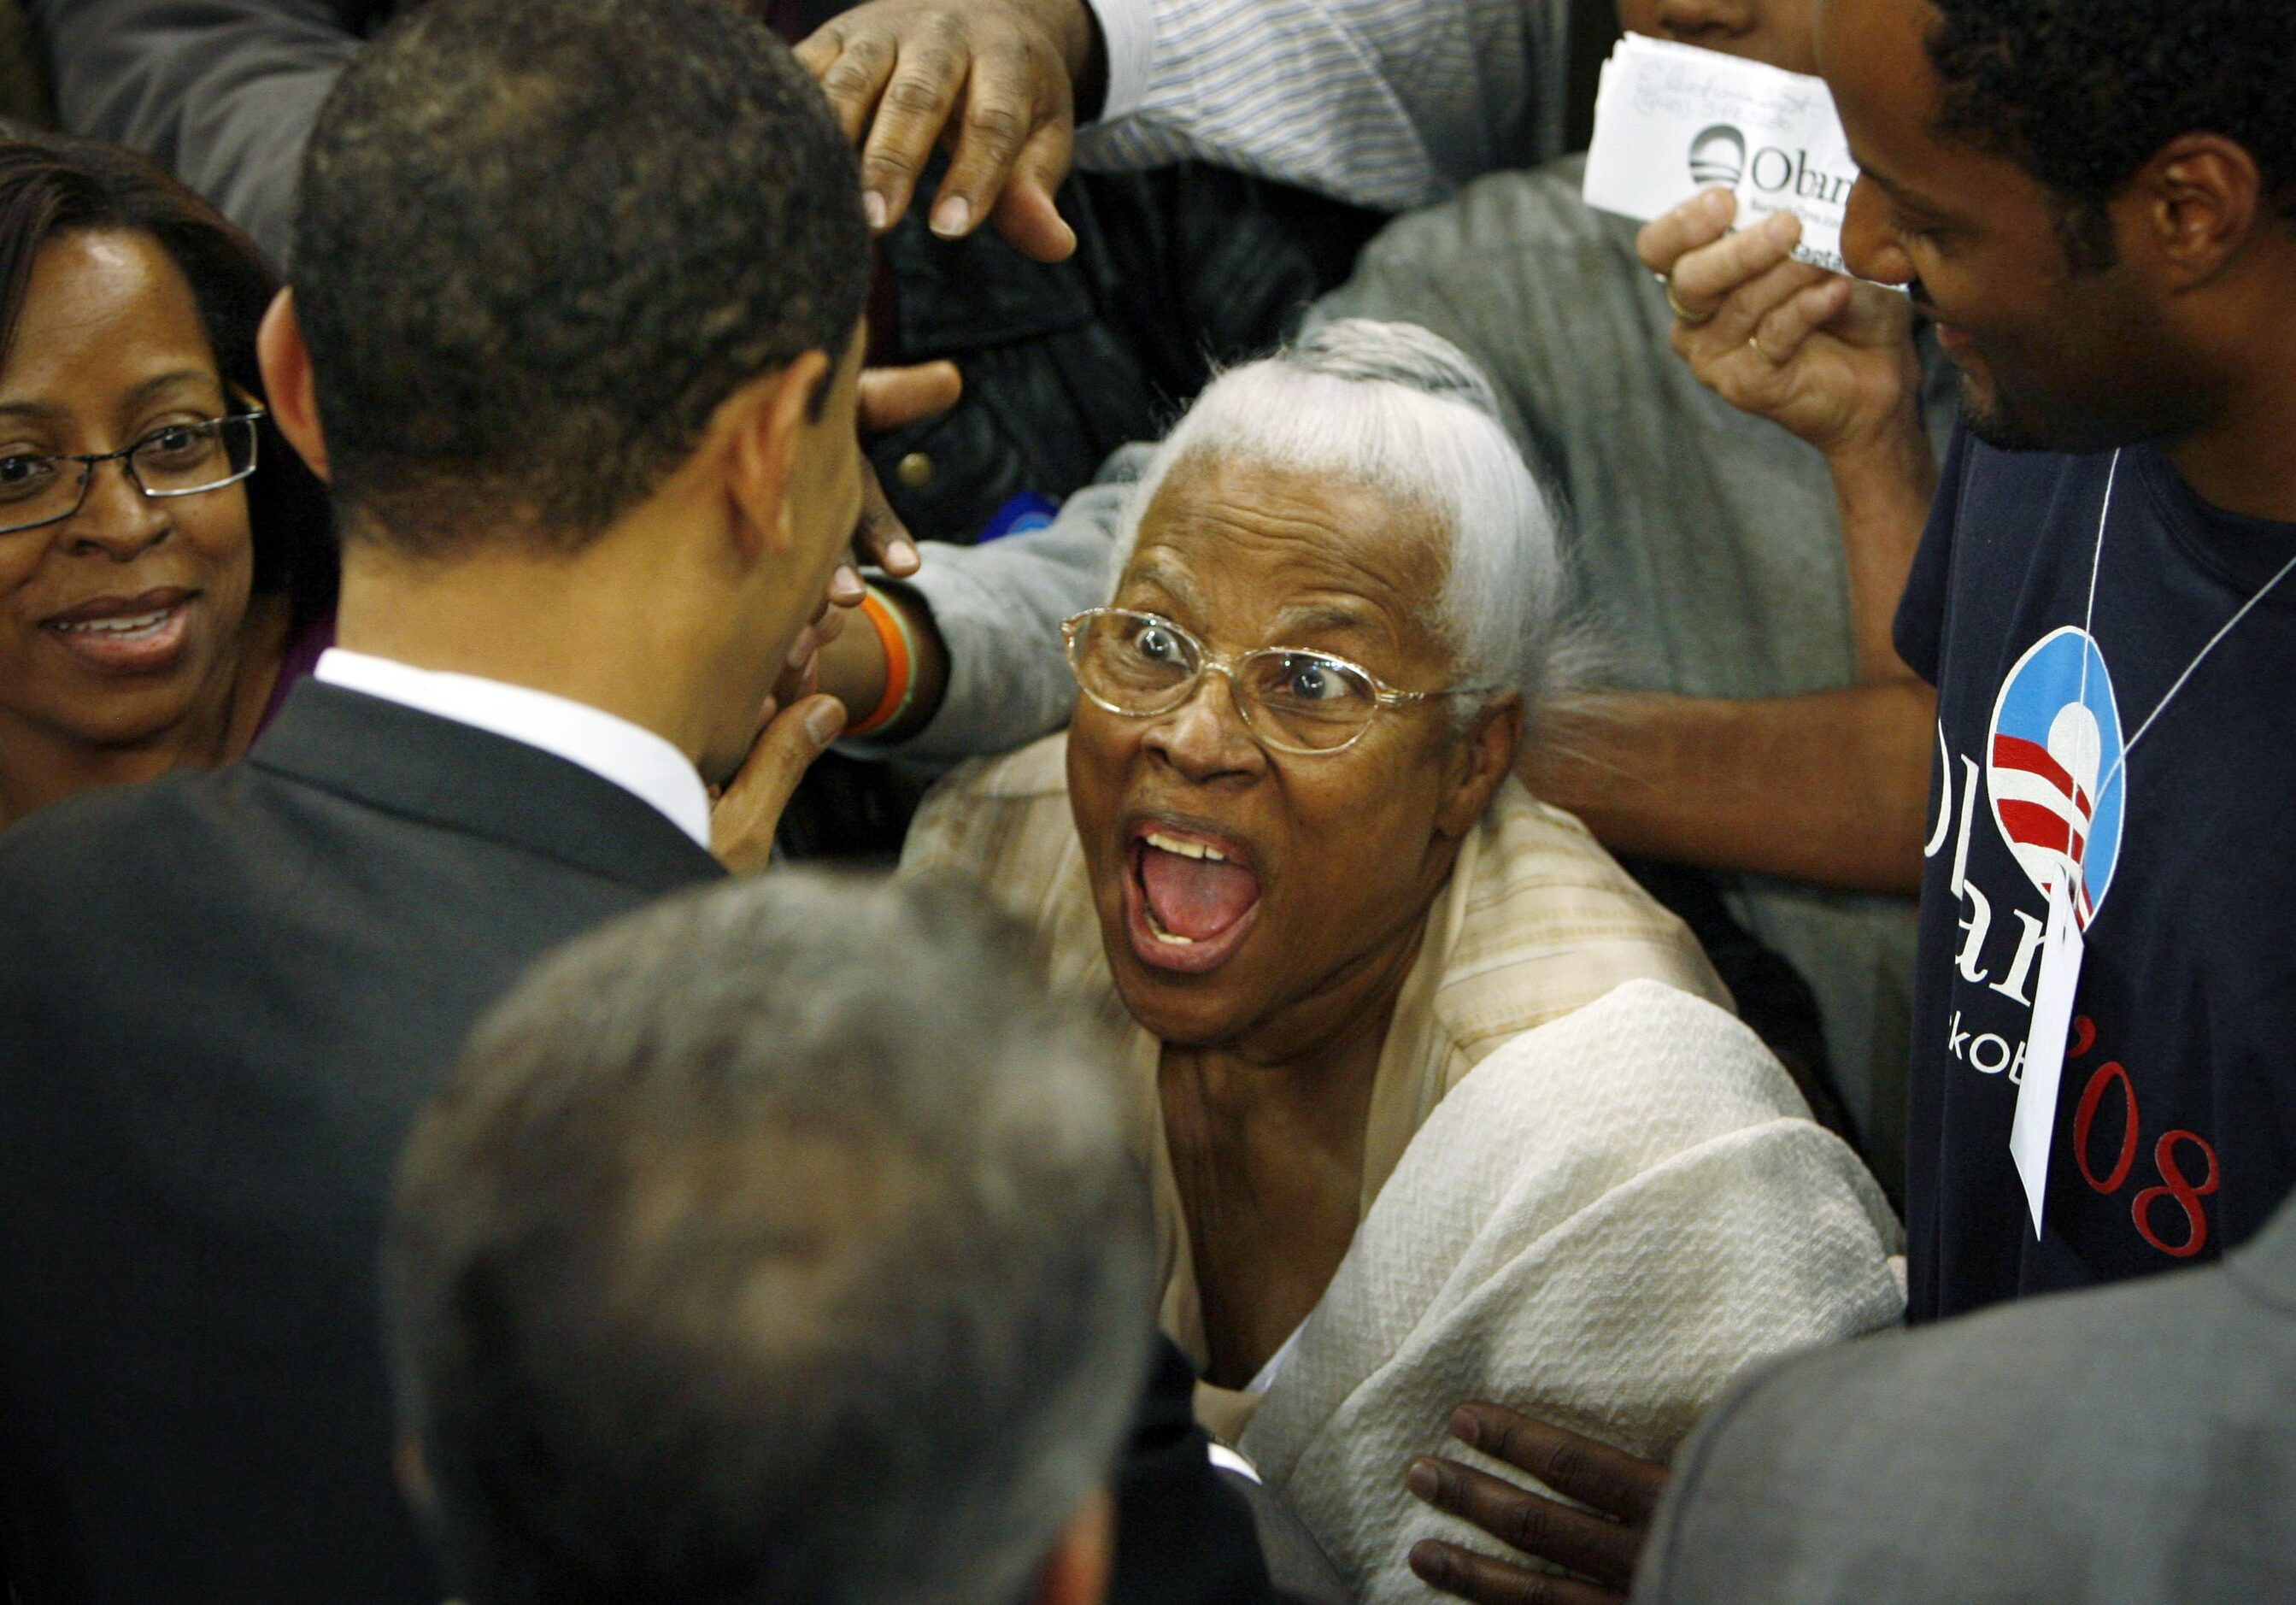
[1612,1,2296,1596]
[1810,0,2296,1321]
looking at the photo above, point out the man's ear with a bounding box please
[722,348,833,564]
[2130,132,2264,286]
[1030,1487,1114,1605]
[1436,692,1524,840]
[256,288,329,482]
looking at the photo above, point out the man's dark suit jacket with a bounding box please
[0,681,1271,1604]
[1632,1191,2296,1602]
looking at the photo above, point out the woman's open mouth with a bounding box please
[42,588,197,675]
[1124,821,1264,975]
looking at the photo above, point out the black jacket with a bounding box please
[0,685,724,1601]
[0,681,1272,1603]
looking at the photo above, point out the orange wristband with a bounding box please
[847,585,914,738]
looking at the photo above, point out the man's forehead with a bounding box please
[1817,0,1952,183]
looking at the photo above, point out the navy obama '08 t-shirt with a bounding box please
[1899,425,2296,1321]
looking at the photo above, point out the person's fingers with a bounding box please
[807,601,844,652]
[709,694,848,875]
[925,40,1049,239]
[772,647,821,709]
[1450,1405,1670,1525]
[1635,186,1736,277]
[1750,273,1857,365]
[1668,209,1802,315]
[802,26,896,150]
[851,464,921,575]
[857,31,969,231]
[825,561,867,608]
[784,617,824,670]
[1687,255,1831,353]
[858,361,964,432]
[987,109,1078,261]
[791,23,849,93]
[1405,1539,1624,1605]
[1407,1458,1642,1589]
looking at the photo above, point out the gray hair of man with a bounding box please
[382,872,1152,1605]
[1106,318,1571,721]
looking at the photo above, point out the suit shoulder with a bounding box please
[0,765,250,892]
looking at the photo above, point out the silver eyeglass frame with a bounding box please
[1060,606,1499,757]
[0,409,267,536]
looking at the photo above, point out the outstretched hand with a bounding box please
[1639,189,1922,463]
[796,0,1095,262]
[709,609,860,873]
[834,360,962,597]
[1405,1402,1669,1605]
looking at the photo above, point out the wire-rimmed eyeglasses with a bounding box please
[0,410,266,536]
[1061,607,1497,756]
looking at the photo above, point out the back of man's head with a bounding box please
[295,0,868,555]
[384,873,1152,1605]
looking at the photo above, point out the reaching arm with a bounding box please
[1523,410,1938,898]
[34,0,367,263]
[816,445,1139,762]
[1516,191,1941,897]
[799,0,1565,261]
[1527,681,1935,897]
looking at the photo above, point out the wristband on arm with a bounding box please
[846,584,919,738]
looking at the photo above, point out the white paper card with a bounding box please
[1582,33,1860,275]
[2010,876,2084,1238]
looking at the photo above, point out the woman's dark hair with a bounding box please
[0,130,335,620]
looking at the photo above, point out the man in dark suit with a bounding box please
[0,2,1281,1601]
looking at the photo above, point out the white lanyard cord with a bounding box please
[2083,450,2296,804]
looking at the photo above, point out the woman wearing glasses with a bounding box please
[902,322,1902,1599]
[0,133,332,829]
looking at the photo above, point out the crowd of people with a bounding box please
[0,0,2289,1600]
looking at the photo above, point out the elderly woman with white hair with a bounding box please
[900,320,1904,1602]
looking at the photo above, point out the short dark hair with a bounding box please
[295,0,870,556]
[1927,0,2296,272]
[0,132,335,617]
[385,873,1154,1605]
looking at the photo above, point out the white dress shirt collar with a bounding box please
[313,649,713,850]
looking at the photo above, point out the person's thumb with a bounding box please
[709,694,848,874]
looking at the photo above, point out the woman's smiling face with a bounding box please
[1066,452,1513,1054]
[0,229,255,751]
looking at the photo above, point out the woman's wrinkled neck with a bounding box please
[0,592,286,830]
[1169,899,1432,1113]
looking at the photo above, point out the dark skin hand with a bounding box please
[843,359,963,584]
[708,357,960,872]
[795,0,1102,262]
[1406,1403,1670,1605]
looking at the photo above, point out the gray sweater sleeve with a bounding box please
[865,445,1144,765]
[34,0,366,263]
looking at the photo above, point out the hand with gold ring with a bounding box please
[1659,273,1718,327]
[1635,187,1921,462]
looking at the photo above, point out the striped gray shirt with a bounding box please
[1078,0,1571,212]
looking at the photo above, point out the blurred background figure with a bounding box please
[385,873,1154,1605]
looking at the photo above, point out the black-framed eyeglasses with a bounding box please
[1061,607,1498,756]
[0,410,266,536]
